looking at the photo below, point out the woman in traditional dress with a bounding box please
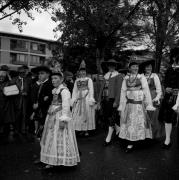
[40,69,80,169]
[72,60,96,136]
[140,60,164,139]
[118,61,155,153]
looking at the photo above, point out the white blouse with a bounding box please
[143,73,162,101]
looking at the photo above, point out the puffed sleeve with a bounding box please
[118,77,127,113]
[172,92,179,111]
[71,79,78,105]
[153,73,162,100]
[87,78,95,105]
[141,75,155,111]
[57,88,72,122]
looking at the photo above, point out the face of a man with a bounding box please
[38,71,49,82]
[0,71,7,82]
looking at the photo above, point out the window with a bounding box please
[10,53,28,64]
[31,42,46,54]
[30,56,45,66]
[10,39,28,51]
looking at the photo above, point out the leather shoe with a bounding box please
[162,143,172,149]
[103,141,111,146]
[125,145,134,153]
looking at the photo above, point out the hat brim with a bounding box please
[31,66,51,74]
[139,60,155,73]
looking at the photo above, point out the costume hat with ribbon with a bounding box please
[79,60,86,71]
[31,65,51,74]
[51,64,63,77]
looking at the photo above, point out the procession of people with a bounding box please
[0,52,179,170]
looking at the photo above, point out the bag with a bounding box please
[3,85,19,96]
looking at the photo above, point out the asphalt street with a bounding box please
[0,128,179,180]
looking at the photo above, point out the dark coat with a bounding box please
[0,78,16,125]
[37,79,53,125]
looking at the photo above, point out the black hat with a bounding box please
[79,60,86,71]
[0,65,9,71]
[139,59,155,73]
[128,61,139,68]
[101,59,119,66]
[31,65,51,74]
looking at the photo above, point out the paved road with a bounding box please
[0,129,179,180]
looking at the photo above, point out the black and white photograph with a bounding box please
[0,0,179,179]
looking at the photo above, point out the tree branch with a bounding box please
[0,9,19,20]
[107,0,144,41]
[0,0,17,13]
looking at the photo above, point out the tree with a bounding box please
[138,0,179,72]
[52,0,145,73]
[0,0,55,31]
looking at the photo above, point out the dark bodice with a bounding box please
[51,91,63,106]
[164,67,179,89]
[77,79,89,90]
[147,77,155,91]
[126,77,142,89]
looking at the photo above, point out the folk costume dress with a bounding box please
[40,84,80,166]
[118,74,155,141]
[143,73,164,138]
[72,77,96,131]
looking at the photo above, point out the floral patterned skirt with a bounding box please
[119,103,152,141]
[72,99,95,131]
[40,114,80,166]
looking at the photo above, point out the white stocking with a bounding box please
[165,123,172,145]
[105,126,114,142]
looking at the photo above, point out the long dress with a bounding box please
[143,73,164,138]
[40,84,80,166]
[118,74,155,141]
[72,77,96,131]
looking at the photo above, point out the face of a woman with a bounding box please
[130,65,139,74]
[79,70,86,77]
[52,75,63,87]
[145,64,152,74]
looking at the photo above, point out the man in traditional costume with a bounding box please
[98,59,123,146]
[159,48,179,149]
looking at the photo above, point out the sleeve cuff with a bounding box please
[146,105,156,111]
[172,104,178,111]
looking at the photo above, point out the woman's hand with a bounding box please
[59,121,67,129]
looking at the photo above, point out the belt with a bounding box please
[127,99,142,104]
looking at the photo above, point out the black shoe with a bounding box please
[162,143,172,149]
[103,141,111,146]
[125,146,134,153]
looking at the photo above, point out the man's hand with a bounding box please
[33,103,38,110]
[44,96,49,101]
[113,102,118,108]
[166,87,172,93]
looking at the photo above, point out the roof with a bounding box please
[0,31,58,44]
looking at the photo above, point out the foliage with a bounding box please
[52,0,145,72]
[0,0,56,31]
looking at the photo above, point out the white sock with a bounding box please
[115,124,120,135]
[105,126,114,142]
[164,123,172,145]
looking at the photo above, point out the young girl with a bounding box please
[40,70,80,169]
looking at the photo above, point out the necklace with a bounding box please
[145,73,152,82]
[128,73,138,87]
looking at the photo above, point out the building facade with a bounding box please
[0,32,61,69]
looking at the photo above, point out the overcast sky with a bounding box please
[0,10,60,40]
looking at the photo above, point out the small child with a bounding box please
[40,70,80,169]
